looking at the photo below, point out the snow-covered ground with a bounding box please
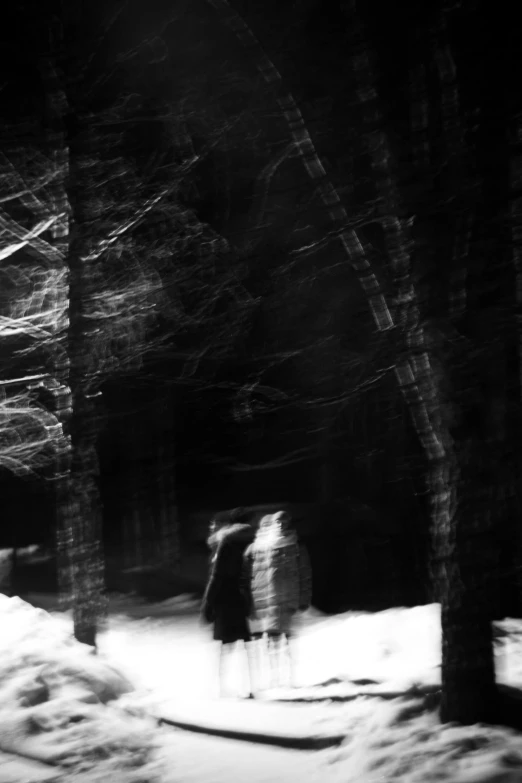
[4,592,522,783]
[0,594,162,783]
[97,597,520,699]
[96,599,442,702]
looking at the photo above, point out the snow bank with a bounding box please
[328,695,522,783]
[0,595,162,782]
[297,603,443,688]
[296,605,522,783]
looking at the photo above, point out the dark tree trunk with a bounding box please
[123,412,145,569]
[510,117,522,615]
[66,115,107,647]
[157,439,180,569]
[318,433,335,510]
[154,393,180,569]
[40,27,76,614]
[352,2,501,724]
[439,437,498,723]
[440,603,496,723]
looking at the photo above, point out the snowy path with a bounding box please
[157,725,327,783]
[153,696,347,749]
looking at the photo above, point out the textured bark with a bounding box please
[47,382,73,604]
[439,432,499,723]
[41,7,107,645]
[510,117,522,614]
[512,119,522,409]
[66,116,108,647]
[441,603,496,723]
[41,52,74,607]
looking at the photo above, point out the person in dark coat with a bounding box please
[201,510,256,697]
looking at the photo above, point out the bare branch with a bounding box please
[0,388,69,477]
[0,209,64,263]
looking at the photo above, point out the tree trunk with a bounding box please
[66,113,107,647]
[439,433,498,722]
[512,120,522,402]
[510,116,522,614]
[40,39,75,609]
[38,0,106,648]
[124,411,144,569]
[318,432,335,510]
[155,393,180,569]
[49,383,73,606]
[440,604,496,722]
[133,505,144,569]
[349,6,498,723]
[157,439,180,570]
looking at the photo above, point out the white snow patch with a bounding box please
[0,595,162,782]
[328,697,522,783]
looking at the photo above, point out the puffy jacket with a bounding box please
[243,528,311,635]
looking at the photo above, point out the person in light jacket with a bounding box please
[243,510,312,689]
